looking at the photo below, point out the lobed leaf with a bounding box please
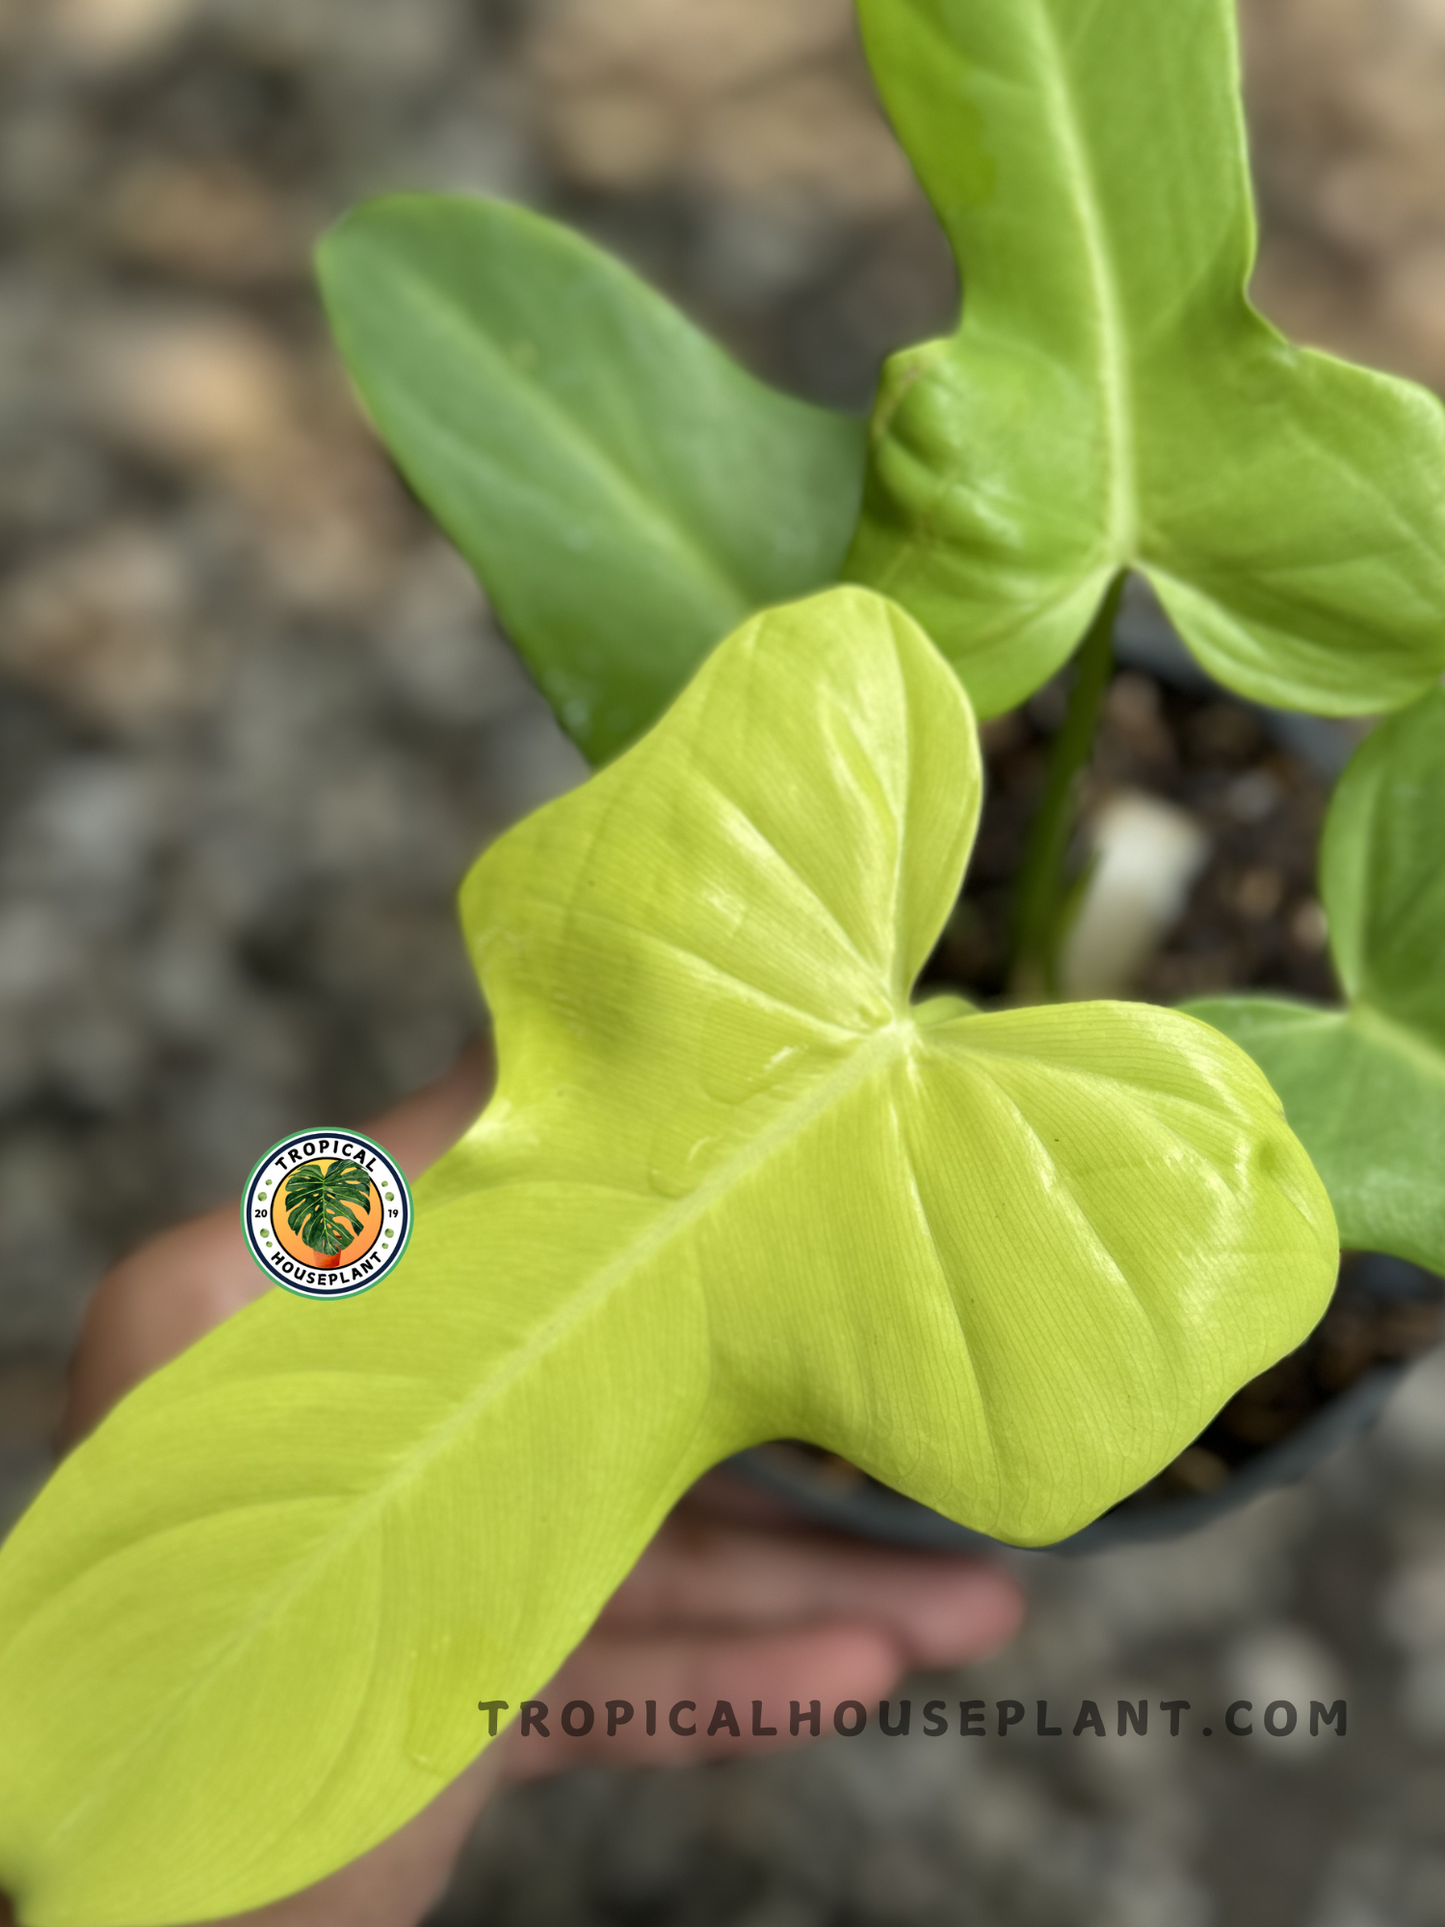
[845,0,1445,717]
[1190,689,1445,1272]
[0,589,1335,1922]
[317,196,867,764]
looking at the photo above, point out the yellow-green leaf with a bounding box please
[0,589,1335,1923]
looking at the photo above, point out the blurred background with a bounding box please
[3,0,1445,1920]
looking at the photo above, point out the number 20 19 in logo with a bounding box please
[241,1128,413,1299]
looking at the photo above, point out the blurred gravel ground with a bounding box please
[3,1,1445,1921]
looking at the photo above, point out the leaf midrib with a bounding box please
[1026,0,1137,560]
[37,1022,917,1855]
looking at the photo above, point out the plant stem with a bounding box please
[1007,574,1124,1001]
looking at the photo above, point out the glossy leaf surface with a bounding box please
[0,589,1335,1923]
[318,195,866,763]
[846,0,1445,717]
[1190,689,1445,1272]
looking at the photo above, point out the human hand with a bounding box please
[1,1042,1025,1927]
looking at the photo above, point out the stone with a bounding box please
[209,0,466,86]
[370,542,534,729]
[1216,1623,1350,1766]
[0,1131,104,1354]
[42,0,197,67]
[695,71,917,221]
[1379,1348,1445,1466]
[79,306,297,475]
[521,0,915,223]
[1240,0,1445,389]
[0,522,214,732]
[526,0,852,105]
[1058,792,1210,1001]
[99,159,315,287]
[1382,1554,1445,1656]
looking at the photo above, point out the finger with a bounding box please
[601,1510,1027,1669]
[505,1621,906,1775]
[61,1037,495,1446]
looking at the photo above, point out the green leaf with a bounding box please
[1188,688,1445,1272]
[317,195,867,764]
[0,588,1334,1922]
[282,1160,373,1257]
[845,0,1445,717]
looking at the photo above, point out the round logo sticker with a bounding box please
[241,1129,412,1299]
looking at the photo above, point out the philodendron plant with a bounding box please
[1,0,1443,1919]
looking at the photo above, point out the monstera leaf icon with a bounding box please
[283,1159,373,1264]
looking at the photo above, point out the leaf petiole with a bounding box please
[1008,573,1124,1001]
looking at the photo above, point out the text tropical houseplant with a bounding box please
[2,0,1444,1918]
